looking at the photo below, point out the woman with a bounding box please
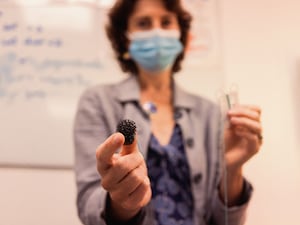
[74,0,263,225]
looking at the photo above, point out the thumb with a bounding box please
[119,133,139,156]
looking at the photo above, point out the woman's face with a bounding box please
[127,0,180,33]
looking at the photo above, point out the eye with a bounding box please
[135,17,151,29]
[161,16,173,28]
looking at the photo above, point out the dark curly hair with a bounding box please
[105,0,192,75]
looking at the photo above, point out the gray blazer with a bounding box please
[74,76,251,225]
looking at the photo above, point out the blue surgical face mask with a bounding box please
[128,29,183,73]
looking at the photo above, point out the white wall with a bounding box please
[220,0,300,224]
[1,0,300,225]
[0,168,82,225]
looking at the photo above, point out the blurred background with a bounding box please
[0,0,299,224]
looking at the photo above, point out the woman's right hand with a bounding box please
[96,132,152,221]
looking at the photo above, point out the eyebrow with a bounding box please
[133,16,151,21]
[132,11,176,20]
[134,15,175,24]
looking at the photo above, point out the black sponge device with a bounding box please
[116,119,136,145]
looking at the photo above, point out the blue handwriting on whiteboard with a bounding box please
[3,22,18,31]
[27,25,44,33]
[1,36,63,47]
[48,39,63,47]
[24,37,44,46]
[1,37,18,46]
[0,88,21,102]
[0,72,34,84]
[38,58,103,70]
[40,74,90,86]
[0,52,99,88]
[0,51,103,102]
[0,52,103,71]
[0,88,47,102]
[25,90,47,99]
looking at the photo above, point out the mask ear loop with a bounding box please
[222,139,229,225]
[217,89,229,225]
[217,84,239,225]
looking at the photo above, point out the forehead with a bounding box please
[130,0,175,18]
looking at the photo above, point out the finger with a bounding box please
[110,176,151,211]
[228,105,261,121]
[108,164,147,200]
[96,133,124,172]
[125,176,151,209]
[116,176,151,210]
[234,128,263,149]
[101,152,144,191]
[233,104,261,112]
[229,117,262,135]
[245,105,262,115]
[122,165,147,194]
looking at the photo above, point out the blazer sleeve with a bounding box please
[210,179,253,225]
[73,87,110,225]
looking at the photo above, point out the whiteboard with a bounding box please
[0,0,223,168]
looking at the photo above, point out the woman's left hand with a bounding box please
[224,105,263,172]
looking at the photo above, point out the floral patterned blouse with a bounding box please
[147,124,195,225]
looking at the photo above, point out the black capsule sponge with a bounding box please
[116,119,136,145]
